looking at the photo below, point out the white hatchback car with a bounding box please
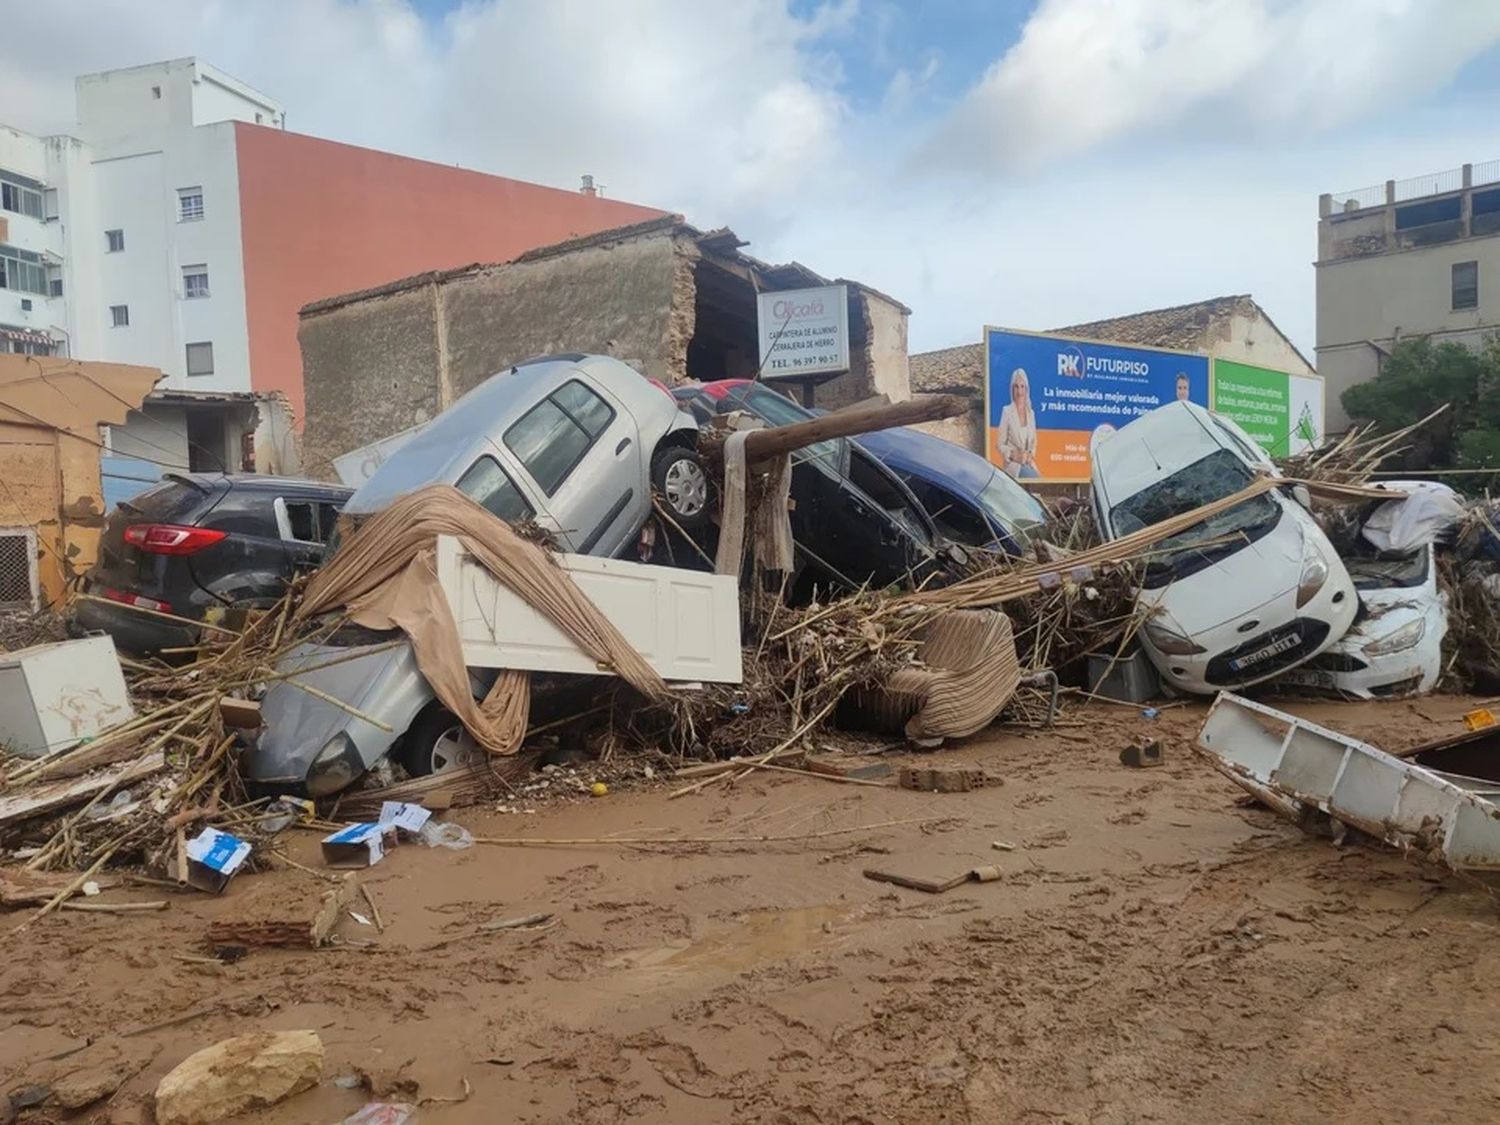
[1092,401,1358,695]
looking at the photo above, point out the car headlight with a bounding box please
[1296,551,1329,607]
[1142,612,1207,655]
[306,732,359,797]
[1363,618,1426,657]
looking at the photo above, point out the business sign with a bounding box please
[757,284,849,378]
[984,326,1210,483]
[1211,359,1325,457]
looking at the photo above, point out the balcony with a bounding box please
[1318,160,1500,261]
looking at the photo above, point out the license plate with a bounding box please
[1230,632,1302,672]
[1277,668,1334,689]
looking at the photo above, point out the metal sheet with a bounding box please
[1197,691,1500,870]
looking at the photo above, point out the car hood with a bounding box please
[242,639,428,784]
[1140,515,1306,635]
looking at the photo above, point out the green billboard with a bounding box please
[1210,359,1324,457]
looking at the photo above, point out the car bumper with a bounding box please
[70,595,198,654]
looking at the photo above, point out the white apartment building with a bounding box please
[1317,159,1500,430]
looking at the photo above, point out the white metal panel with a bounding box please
[435,535,742,684]
[0,635,135,757]
[1197,691,1500,870]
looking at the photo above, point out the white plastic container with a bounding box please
[0,635,134,758]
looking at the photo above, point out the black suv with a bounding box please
[73,474,352,653]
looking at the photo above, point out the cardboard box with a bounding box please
[184,828,252,893]
[320,822,394,868]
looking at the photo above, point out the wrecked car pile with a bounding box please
[0,358,1490,910]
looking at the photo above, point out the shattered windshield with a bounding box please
[1346,546,1428,591]
[1110,449,1281,584]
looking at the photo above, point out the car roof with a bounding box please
[852,425,999,495]
[164,472,351,497]
[350,354,645,513]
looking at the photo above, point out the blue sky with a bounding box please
[4,0,1500,357]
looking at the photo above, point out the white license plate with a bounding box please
[1230,632,1302,672]
[1278,668,1334,689]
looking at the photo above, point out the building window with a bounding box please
[185,341,214,376]
[105,229,124,253]
[0,244,47,295]
[151,85,161,99]
[1453,261,1479,311]
[178,187,204,222]
[48,278,62,298]
[0,177,43,220]
[182,265,210,299]
[110,305,129,327]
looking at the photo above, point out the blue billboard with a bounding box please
[984,327,1210,483]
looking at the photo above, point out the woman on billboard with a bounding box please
[997,367,1039,479]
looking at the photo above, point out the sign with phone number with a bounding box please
[756,284,850,378]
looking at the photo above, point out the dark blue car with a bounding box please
[850,423,1047,556]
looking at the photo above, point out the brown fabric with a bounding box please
[848,610,1021,741]
[299,485,668,756]
[716,430,795,578]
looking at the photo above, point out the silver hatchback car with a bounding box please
[244,353,708,795]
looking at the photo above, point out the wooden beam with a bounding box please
[739,394,968,463]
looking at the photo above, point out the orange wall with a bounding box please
[234,124,666,421]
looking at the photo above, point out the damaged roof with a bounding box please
[909,295,1310,395]
[299,214,910,316]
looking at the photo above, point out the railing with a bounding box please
[1327,183,1387,212]
[1475,158,1500,188]
[1393,166,1464,202]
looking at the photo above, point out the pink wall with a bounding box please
[234,124,665,421]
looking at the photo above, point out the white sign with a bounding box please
[756,284,849,378]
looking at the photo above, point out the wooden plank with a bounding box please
[739,395,969,463]
[0,751,165,829]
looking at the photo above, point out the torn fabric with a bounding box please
[299,485,668,755]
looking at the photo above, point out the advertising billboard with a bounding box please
[1210,359,1325,457]
[984,326,1210,483]
[756,284,850,378]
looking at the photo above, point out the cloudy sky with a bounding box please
[5,0,1500,355]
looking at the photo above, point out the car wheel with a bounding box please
[652,446,711,531]
[399,706,485,778]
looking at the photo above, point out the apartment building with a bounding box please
[1317,159,1500,430]
[0,58,662,474]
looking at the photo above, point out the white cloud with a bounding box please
[932,0,1500,172]
[1,0,1498,364]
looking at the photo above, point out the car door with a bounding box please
[502,377,642,555]
[275,495,334,579]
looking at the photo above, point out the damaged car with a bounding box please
[1275,481,1458,699]
[1092,401,1358,695]
[244,353,710,795]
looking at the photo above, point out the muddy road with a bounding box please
[5,694,1499,1123]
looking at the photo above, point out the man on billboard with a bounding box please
[1176,372,1191,401]
[996,367,1039,479]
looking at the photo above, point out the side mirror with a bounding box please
[946,543,970,568]
[1291,484,1312,510]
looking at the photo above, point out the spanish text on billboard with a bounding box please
[984,327,1210,483]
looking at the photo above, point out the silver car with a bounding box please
[244,354,707,795]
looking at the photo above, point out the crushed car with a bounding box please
[245,354,712,794]
[672,379,948,595]
[1275,481,1459,699]
[1091,401,1357,694]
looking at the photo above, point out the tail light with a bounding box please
[124,523,227,555]
[97,586,171,613]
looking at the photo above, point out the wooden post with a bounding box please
[739,394,968,464]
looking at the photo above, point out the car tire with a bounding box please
[651,445,711,531]
[398,705,484,778]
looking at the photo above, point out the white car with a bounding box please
[1092,401,1358,695]
[1277,543,1446,699]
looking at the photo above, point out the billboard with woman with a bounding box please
[983,326,1210,483]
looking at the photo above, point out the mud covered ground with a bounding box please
[5,693,1500,1123]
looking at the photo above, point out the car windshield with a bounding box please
[1346,546,1428,591]
[735,386,842,469]
[1110,449,1281,583]
[977,474,1045,540]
